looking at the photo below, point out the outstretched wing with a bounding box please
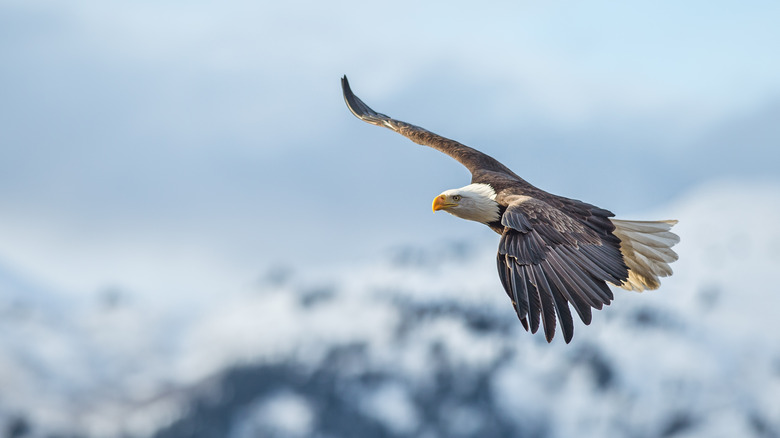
[495,194,629,343]
[341,75,515,177]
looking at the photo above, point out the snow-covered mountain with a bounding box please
[2,179,779,438]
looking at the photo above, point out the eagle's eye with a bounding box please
[452,195,462,201]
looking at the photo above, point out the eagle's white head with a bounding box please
[432,183,500,224]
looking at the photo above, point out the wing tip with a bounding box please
[340,74,358,116]
[341,74,351,96]
[340,75,389,125]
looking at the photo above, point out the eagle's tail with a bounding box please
[610,219,680,292]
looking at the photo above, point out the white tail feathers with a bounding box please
[610,219,680,292]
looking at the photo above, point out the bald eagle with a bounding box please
[341,76,679,343]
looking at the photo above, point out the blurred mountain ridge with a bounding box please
[1,178,780,438]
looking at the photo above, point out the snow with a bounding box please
[359,382,420,435]
[230,391,315,438]
[1,178,779,437]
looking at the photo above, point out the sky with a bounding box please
[1,0,779,303]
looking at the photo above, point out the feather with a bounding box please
[516,264,542,334]
[545,251,602,311]
[535,264,575,343]
[611,219,680,292]
[507,256,530,321]
[526,265,555,341]
[543,259,592,326]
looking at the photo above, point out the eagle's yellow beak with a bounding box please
[432,194,457,212]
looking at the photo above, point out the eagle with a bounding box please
[341,76,679,343]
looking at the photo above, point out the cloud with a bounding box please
[0,0,779,299]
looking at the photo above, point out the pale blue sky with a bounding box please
[1,0,779,298]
